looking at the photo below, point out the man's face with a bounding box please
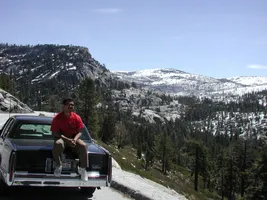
[63,101,75,112]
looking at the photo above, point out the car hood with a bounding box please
[8,139,106,154]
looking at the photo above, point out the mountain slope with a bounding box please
[0,44,123,109]
[1,43,267,111]
[0,44,114,84]
[113,68,267,99]
[227,76,267,86]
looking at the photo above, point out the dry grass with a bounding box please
[96,140,220,200]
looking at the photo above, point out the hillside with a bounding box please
[0,43,127,109]
[227,76,267,86]
[113,68,267,100]
[1,43,267,108]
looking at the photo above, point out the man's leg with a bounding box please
[74,139,88,181]
[52,138,65,177]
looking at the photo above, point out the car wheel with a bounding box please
[80,187,96,197]
[0,178,8,196]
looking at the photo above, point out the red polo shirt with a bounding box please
[50,112,84,138]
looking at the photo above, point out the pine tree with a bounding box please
[143,124,156,170]
[100,103,116,143]
[155,124,173,174]
[76,77,99,138]
[246,143,267,199]
[0,73,15,94]
[114,121,129,149]
[223,143,240,200]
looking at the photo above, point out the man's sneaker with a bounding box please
[78,167,88,181]
[54,165,62,177]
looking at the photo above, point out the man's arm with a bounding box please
[73,129,82,142]
[52,131,72,142]
[52,131,61,138]
[73,115,84,142]
[61,135,72,142]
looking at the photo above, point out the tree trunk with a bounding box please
[228,158,233,200]
[161,132,166,173]
[194,146,199,191]
[240,140,247,197]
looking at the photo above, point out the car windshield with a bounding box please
[12,122,92,142]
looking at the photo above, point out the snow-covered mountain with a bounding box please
[1,43,266,110]
[113,68,267,99]
[227,76,267,86]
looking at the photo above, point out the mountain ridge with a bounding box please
[0,43,129,109]
[1,43,267,108]
[112,68,267,99]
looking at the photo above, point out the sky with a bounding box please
[1,0,267,78]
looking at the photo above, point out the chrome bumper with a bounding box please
[11,171,110,187]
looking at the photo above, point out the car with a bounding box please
[0,115,112,197]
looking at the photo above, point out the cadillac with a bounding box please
[0,115,112,196]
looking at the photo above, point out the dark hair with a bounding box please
[62,98,73,105]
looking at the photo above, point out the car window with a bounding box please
[0,118,12,137]
[13,122,91,142]
[1,118,15,138]
[18,124,52,137]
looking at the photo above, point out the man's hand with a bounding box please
[61,136,75,146]
[73,132,82,143]
[65,138,76,147]
[60,132,81,147]
[71,139,77,147]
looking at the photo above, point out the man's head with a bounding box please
[62,98,75,113]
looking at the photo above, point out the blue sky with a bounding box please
[1,0,267,78]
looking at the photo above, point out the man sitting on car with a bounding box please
[50,97,88,181]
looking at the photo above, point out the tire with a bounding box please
[0,177,8,196]
[80,187,96,197]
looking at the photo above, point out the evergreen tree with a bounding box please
[100,103,116,143]
[155,124,173,174]
[0,73,15,94]
[142,124,156,170]
[76,77,99,138]
[246,143,267,199]
[114,121,129,149]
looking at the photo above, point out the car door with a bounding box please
[0,118,13,158]
[0,118,15,176]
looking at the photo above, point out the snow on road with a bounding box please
[0,111,188,200]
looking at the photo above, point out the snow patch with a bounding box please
[67,66,77,70]
[228,76,267,86]
[49,71,60,79]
